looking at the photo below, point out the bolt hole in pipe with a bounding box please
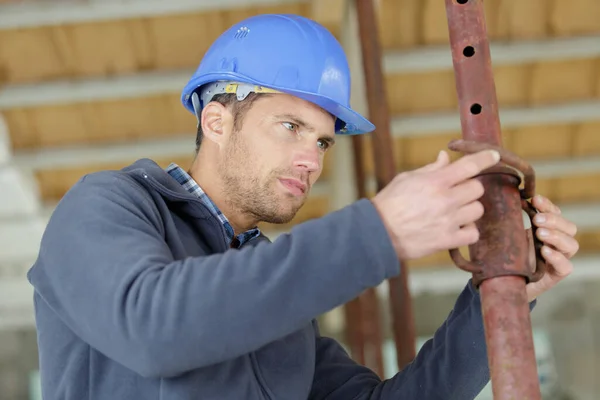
[463,46,475,57]
[456,0,469,4]
[470,104,482,114]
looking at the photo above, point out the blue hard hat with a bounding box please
[181,14,375,135]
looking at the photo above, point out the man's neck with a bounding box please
[189,158,257,235]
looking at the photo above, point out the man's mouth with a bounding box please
[278,178,307,196]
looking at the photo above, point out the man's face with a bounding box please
[217,93,336,225]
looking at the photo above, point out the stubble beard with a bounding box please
[217,133,305,226]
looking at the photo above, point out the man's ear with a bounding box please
[201,102,231,145]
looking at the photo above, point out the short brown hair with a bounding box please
[195,92,265,153]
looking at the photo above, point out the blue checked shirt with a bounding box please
[166,163,261,248]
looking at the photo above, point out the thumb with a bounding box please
[420,150,450,172]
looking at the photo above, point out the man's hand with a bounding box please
[371,149,500,261]
[526,195,578,302]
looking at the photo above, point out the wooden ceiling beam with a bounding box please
[310,0,345,37]
[0,3,313,86]
[378,0,600,49]
[0,0,308,30]
[384,34,600,74]
[4,33,599,110]
[6,95,600,152]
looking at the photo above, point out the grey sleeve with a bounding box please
[28,172,400,378]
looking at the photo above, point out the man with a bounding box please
[28,14,578,400]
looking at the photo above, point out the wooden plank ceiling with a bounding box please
[2,0,600,270]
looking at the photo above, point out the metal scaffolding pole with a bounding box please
[341,0,386,378]
[443,0,545,398]
[355,0,417,371]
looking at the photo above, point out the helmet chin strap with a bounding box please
[191,92,202,128]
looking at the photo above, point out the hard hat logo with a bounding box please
[181,14,376,135]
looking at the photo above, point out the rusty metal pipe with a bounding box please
[355,0,417,371]
[353,135,386,378]
[342,134,386,378]
[343,298,366,367]
[443,0,541,398]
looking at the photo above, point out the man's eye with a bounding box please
[282,122,297,131]
[317,139,330,150]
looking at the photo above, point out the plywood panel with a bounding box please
[66,20,146,77]
[4,93,194,150]
[574,121,600,157]
[0,28,66,84]
[0,2,312,85]
[396,133,462,171]
[311,0,344,39]
[388,0,600,49]
[509,124,574,160]
[147,12,224,71]
[92,95,183,142]
[379,0,554,48]
[477,0,503,40]
[377,0,420,49]
[360,135,403,175]
[387,57,600,115]
[577,231,600,255]
[386,69,458,115]
[416,0,510,45]
[1,108,38,149]
[597,59,600,97]
[529,58,598,105]
[2,0,600,88]
[421,0,449,45]
[496,0,549,40]
[4,69,600,153]
[359,120,600,175]
[4,104,90,149]
[552,173,600,204]
[493,64,532,106]
[549,0,600,36]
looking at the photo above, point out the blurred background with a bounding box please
[0,0,599,399]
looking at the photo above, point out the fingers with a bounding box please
[526,244,574,302]
[532,195,561,214]
[448,179,485,207]
[533,212,577,237]
[531,194,579,258]
[454,201,484,227]
[536,228,580,259]
[444,203,483,248]
[418,150,451,173]
[448,222,480,248]
[540,245,573,278]
[434,150,501,187]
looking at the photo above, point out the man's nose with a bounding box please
[293,150,320,173]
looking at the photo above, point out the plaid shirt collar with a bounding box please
[165,163,261,248]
